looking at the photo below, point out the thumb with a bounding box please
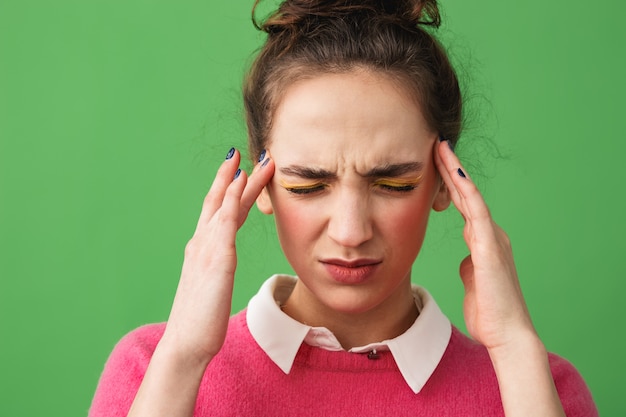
[459,255,475,292]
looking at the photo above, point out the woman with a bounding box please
[89,0,597,415]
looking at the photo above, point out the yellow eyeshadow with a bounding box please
[278,180,325,190]
[278,177,422,190]
[373,176,423,188]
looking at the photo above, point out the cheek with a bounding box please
[274,208,301,239]
[380,197,433,246]
[271,195,319,242]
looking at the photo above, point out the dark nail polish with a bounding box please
[257,149,266,163]
[457,168,466,178]
[261,157,270,168]
[225,147,235,160]
[234,168,242,180]
[439,134,455,152]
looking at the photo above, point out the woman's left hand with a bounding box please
[434,140,535,350]
[434,140,565,416]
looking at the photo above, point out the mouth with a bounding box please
[319,258,382,284]
[320,258,382,268]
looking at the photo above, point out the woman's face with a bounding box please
[257,69,450,315]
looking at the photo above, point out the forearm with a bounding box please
[127,339,212,417]
[489,333,565,417]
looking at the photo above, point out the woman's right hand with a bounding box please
[161,148,275,364]
[127,148,274,417]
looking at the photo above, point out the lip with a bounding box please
[319,258,382,284]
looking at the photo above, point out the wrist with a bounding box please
[127,334,213,417]
[486,331,565,416]
[155,332,215,374]
[487,329,546,364]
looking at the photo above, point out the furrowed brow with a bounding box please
[364,162,424,178]
[280,166,337,180]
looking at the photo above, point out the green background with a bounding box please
[1,0,624,415]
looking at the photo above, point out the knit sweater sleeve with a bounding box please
[549,353,599,417]
[88,323,166,417]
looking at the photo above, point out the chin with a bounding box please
[320,290,389,316]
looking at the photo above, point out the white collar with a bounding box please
[246,274,451,393]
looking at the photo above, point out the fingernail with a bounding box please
[439,134,455,152]
[225,147,235,160]
[234,168,242,179]
[457,168,466,178]
[261,157,270,168]
[257,149,266,163]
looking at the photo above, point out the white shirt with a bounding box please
[246,274,452,393]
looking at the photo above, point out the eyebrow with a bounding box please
[363,162,424,178]
[279,162,423,180]
[279,166,337,180]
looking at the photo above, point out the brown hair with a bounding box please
[243,0,462,161]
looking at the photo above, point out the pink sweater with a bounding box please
[89,310,597,416]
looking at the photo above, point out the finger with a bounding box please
[213,169,248,261]
[459,254,475,289]
[436,141,497,241]
[197,148,242,227]
[434,141,469,220]
[238,150,275,226]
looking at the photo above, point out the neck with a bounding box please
[282,279,418,349]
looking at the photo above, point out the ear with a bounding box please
[256,187,274,214]
[432,180,451,212]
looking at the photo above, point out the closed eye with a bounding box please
[373,177,421,193]
[378,183,416,192]
[280,181,327,195]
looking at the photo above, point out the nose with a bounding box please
[326,189,373,248]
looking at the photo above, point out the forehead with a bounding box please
[268,70,435,169]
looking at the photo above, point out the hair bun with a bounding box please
[254,0,441,33]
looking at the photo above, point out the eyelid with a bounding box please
[279,179,327,191]
[373,176,423,188]
[277,176,423,192]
